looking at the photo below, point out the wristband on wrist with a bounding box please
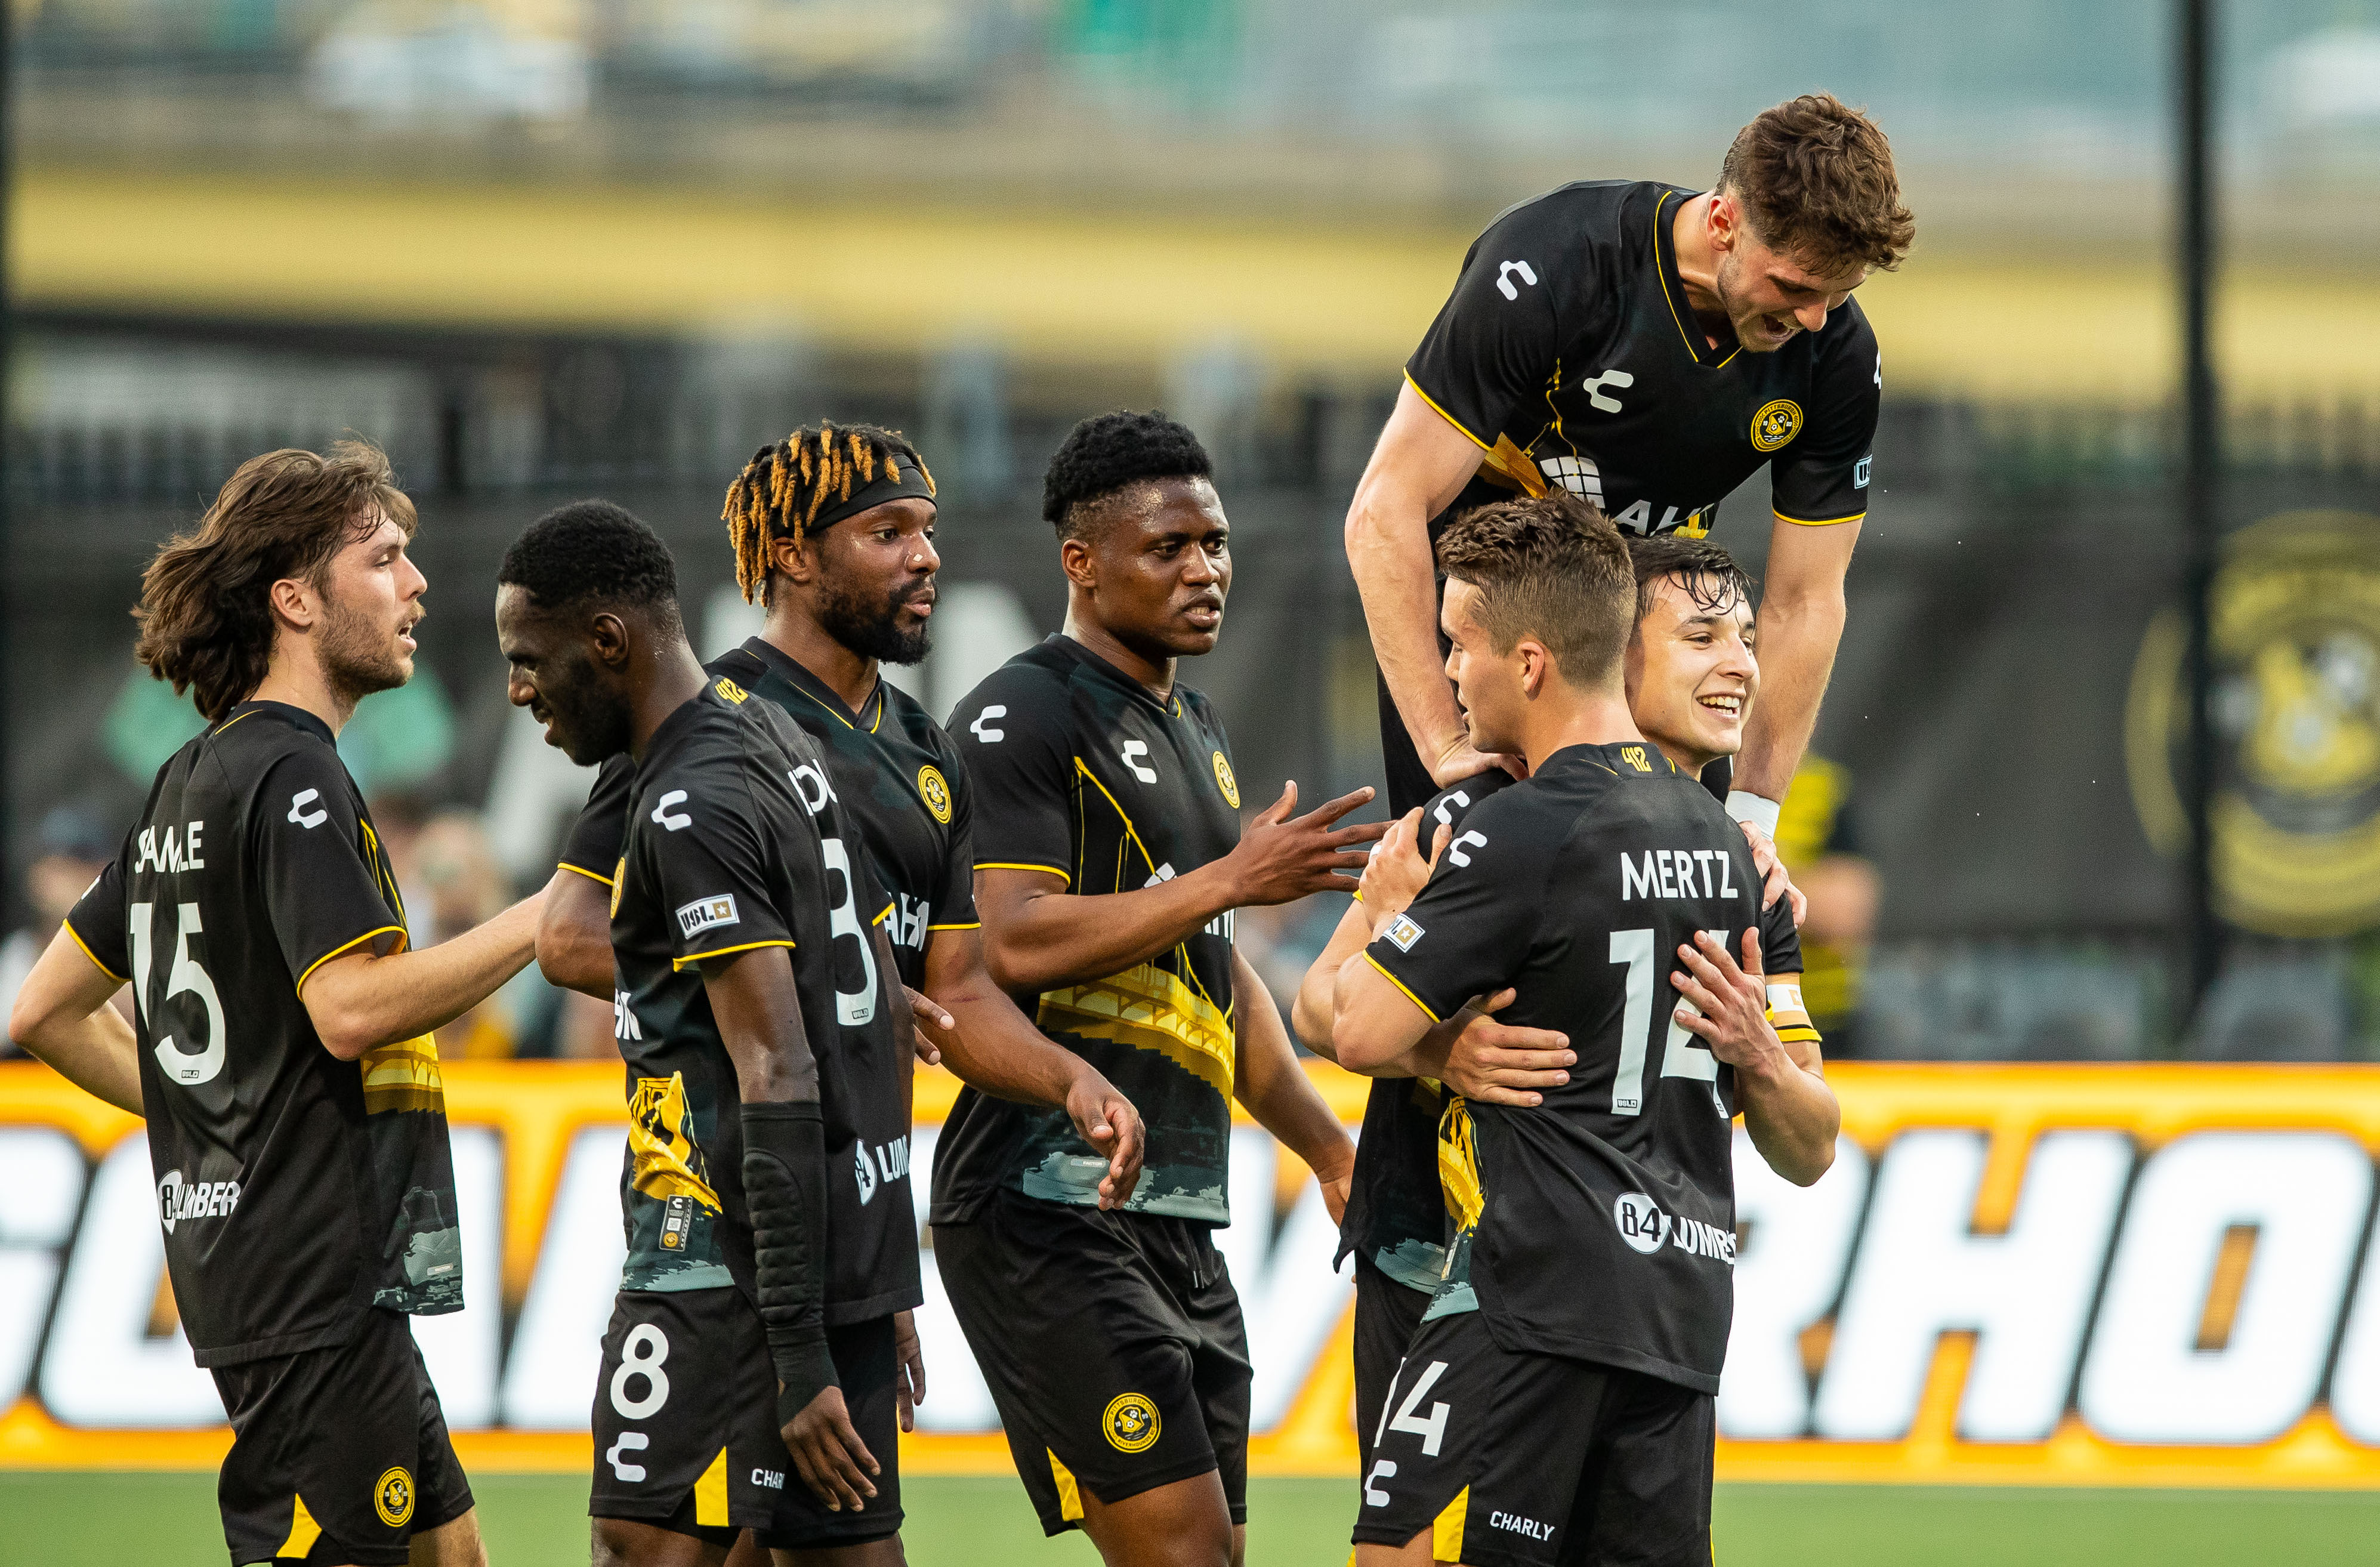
[1725,791,1782,838]
[741,1100,839,1421]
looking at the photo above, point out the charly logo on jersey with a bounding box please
[2127,510,2380,934]
[286,788,328,830]
[649,790,692,832]
[1119,739,1158,783]
[1613,1192,1669,1254]
[1494,258,1538,300]
[1212,751,1240,809]
[1581,368,1633,413]
[156,1169,241,1234]
[1104,1392,1162,1453]
[916,765,953,825]
[1750,399,1804,454]
[1854,454,1873,488]
[1384,915,1424,952]
[853,1134,911,1205]
[675,895,739,939]
[969,705,1006,744]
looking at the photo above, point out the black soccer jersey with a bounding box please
[934,635,1243,1226]
[1407,180,1880,538]
[64,701,459,1367]
[606,675,919,1322]
[1363,742,1774,1394]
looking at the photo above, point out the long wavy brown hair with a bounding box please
[132,440,418,721]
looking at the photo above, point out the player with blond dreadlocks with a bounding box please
[536,422,1148,1567]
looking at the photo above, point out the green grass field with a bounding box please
[4,1473,2378,1565]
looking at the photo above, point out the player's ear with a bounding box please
[769,530,820,588]
[267,575,320,633]
[1058,533,1098,591]
[588,610,632,670]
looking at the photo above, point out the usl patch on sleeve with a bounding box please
[1384,915,1424,952]
[676,894,740,938]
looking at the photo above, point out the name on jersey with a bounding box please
[853,1134,911,1205]
[156,1169,239,1234]
[885,893,932,953]
[675,896,739,939]
[1492,1512,1554,1543]
[131,821,206,875]
[1613,1191,1735,1264]
[1619,849,1739,902]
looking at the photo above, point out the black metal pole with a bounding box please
[2180,0,2224,1028]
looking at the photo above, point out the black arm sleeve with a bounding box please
[742,1100,839,1423]
[559,756,634,884]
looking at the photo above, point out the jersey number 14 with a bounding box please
[1607,928,1725,1118]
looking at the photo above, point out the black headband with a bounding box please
[805,453,937,535]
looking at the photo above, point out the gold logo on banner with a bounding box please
[1749,399,1802,453]
[374,1466,414,1526]
[1212,751,1240,809]
[917,764,953,825]
[2126,510,2380,934]
[1103,1392,1160,1453]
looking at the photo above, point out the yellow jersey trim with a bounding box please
[926,920,982,931]
[1653,189,1742,371]
[1402,369,1492,453]
[295,925,408,996]
[872,901,897,926]
[1773,508,1866,528]
[1433,1485,1471,1563]
[694,1447,730,1527]
[555,860,615,887]
[208,709,262,739]
[672,939,797,972]
[61,919,126,984]
[277,1494,325,1559]
[1048,1450,1084,1522]
[1364,952,1443,1025]
[975,861,1072,886]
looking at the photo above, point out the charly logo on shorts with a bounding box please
[1749,399,1803,454]
[1613,1192,1670,1256]
[1103,1392,1160,1454]
[917,764,953,825]
[374,1466,415,1526]
[1212,751,1240,809]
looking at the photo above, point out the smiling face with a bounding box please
[495,584,633,766]
[785,496,940,666]
[1067,476,1232,664]
[314,508,427,707]
[1623,570,1758,774]
[1709,194,1869,354]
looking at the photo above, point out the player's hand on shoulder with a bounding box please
[1441,988,1575,1108]
[1669,930,1785,1074]
[1359,810,1445,930]
[1739,819,1807,926]
[782,1384,879,1512]
[1222,779,1387,907]
[1430,736,1527,791]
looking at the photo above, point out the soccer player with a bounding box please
[533,428,1150,1563]
[8,442,542,1567]
[1331,493,1839,1567]
[497,502,925,1565]
[1348,91,1916,850]
[1293,529,1829,1479]
[936,411,1377,1567]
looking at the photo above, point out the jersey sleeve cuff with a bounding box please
[925,920,981,931]
[61,918,126,985]
[974,862,1071,887]
[1772,508,1866,528]
[1363,951,1443,1025]
[555,860,615,887]
[295,925,409,995]
[672,938,797,972]
[1402,369,1493,453]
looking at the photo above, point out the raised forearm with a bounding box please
[303,896,542,1060]
[979,866,1239,996]
[1349,485,1464,770]
[536,868,616,998]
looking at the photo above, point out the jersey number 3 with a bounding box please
[129,900,227,1087]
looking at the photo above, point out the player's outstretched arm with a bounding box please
[920,926,1144,1208]
[1733,517,1860,809]
[1347,383,1525,789]
[9,928,142,1115]
[1670,930,1838,1186]
[975,780,1383,997]
[534,866,616,998]
[300,893,544,1061]
[1230,949,1354,1223]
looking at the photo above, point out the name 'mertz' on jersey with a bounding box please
[1620,847,1741,901]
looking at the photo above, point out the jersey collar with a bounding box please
[1651,188,1742,372]
[219,699,335,747]
[1046,633,1187,721]
[739,636,887,735]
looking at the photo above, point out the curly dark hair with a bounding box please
[497,500,683,634]
[1435,489,1634,686]
[1718,92,1915,273]
[132,440,418,723]
[1626,533,1756,627]
[721,421,934,606]
[1041,409,1214,539]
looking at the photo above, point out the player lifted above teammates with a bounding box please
[10,442,544,1567]
[936,411,1378,1567]
[498,504,922,1566]
[1328,493,1837,1567]
[536,427,1150,1563]
[1348,91,1915,846]
[1292,526,1829,1486]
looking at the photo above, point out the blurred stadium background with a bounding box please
[5,1,2380,1562]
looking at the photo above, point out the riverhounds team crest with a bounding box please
[1749,399,1802,453]
[917,764,953,825]
[1212,751,1240,809]
[374,1466,415,1526]
[2126,510,2380,934]
[1103,1392,1160,1453]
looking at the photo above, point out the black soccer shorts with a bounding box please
[212,1307,473,1567]
[589,1288,782,1546]
[758,1314,907,1550]
[1350,1308,1715,1567]
[1351,1254,1431,1466]
[933,1187,1252,1537]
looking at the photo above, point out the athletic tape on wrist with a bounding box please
[1725,791,1783,838]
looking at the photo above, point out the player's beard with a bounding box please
[317,585,413,710]
[541,648,634,766]
[818,572,932,667]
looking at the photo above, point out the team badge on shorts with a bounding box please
[1103,1392,1161,1453]
[1749,399,1802,453]
[1212,751,1240,809]
[374,1466,415,1526]
[918,764,953,824]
